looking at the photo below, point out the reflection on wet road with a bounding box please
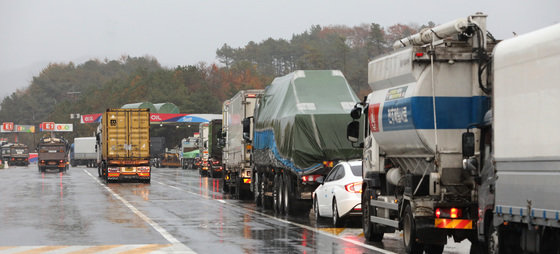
[0,166,469,253]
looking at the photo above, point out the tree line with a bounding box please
[0,21,431,149]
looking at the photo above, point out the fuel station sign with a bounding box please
[2,122,14,132]
[40,122,55,131]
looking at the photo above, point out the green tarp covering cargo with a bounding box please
[253,70,361,176]
[183,149,200,159]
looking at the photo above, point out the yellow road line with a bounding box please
[66,244,121,254]
[119,244,172,254]
[318,227,346,235]
[15,246,68,254]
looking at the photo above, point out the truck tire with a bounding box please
[282,173,294,215]
[487,221,499,254]
[363,190,384,242]
[261,175,272,209]
[253,172,262,206]
[403,204,423,254]
[273,174,282,214]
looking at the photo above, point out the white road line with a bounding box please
[154,180,396,254]
[82,169,196,254]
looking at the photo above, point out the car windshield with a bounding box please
[350,164,362,176]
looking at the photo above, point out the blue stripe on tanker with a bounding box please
[253,129,322,173]
[381,96,489,131]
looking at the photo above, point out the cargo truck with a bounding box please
[220,90,263,198]
[207,119,223,177]
[37,137,69,172]
[461,23,560,254]
[1,143,30,166]
[96,108,151,183]
[198,122,210,175]
[253,70,362,215]
[346,13,560,254]
[70,137,97,167]
[180,137,198,169]
[150,136,165,167]
[347,13,495,253]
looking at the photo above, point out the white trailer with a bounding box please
[71,137,97,167]
[465,23,560,253]
[221,90,263,198]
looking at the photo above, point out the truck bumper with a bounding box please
[415,217,476,245]
[108,172,150,180]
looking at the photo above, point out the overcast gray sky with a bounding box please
[0,0,558,99]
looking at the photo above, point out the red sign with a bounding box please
[81,113,103,123]
[41,122,55,131]
[2,122,14,131]
[150,113,187,122]
[369,103,381,132]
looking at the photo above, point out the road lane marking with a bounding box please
[119,244,172,254]
[154,180,396,254]
[16,245,68,253]
[65,244,121,253]
[82,169,196,254]
[319,227,346,235]
[0,244,177,254]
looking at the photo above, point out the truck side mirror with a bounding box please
[462,132,475,158]
[347,121,360,143]
[350,106,362,120]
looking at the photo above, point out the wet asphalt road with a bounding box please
[0,165,470,253]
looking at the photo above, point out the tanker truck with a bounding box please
[253,70,362,215]
[221,90,264,199]
[461,23,560,254]
[347,13,495,253]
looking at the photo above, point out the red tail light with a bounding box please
[345,182,363,193]
[435,207,463,219]
[302,175,322,182]
[11,158,14,161]
[451,208,459,218]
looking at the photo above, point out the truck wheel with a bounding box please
[273,174,282,214]
[363,190,384,242]
[332,198,343,227]
[403,204,423,254]
[261,175,271,209]
[253,172,262,206]
[234,177,242,199]
[282,173,293,215]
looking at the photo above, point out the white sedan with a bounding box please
[313,160,362,227]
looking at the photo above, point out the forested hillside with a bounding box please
[0,22,430,147]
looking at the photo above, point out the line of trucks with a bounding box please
[215,13,559,253]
